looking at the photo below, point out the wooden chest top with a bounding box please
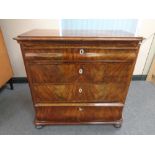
[15,29,143,41]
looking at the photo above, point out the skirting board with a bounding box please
[132,75,147,81]
[10,75,147,83]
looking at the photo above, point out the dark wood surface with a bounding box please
[29,62,132,83]
[15,29,143,127]
[24,49,137,61]
[33,83,127,103]
[15,29,143,41]
[36,106,123,123]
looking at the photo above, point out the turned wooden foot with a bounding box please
[35,125,44,129]
[113,122,122,128]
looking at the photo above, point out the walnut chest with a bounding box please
[15,29,142,128]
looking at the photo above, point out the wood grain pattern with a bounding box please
[29,62,132,83]
[14,29,143,127]
[34,103,124,107]
[35,106,123,123]
[33,83,127,103]
[15,29,142,41]
[20,41,140,50]
[24,48,137,62]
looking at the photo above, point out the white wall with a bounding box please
[134,19,155,75]
[0,19,155,77]
[0,19,59,77]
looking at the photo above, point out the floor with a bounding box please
[0,81,155,135]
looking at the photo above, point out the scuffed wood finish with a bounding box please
[15,29,143,127]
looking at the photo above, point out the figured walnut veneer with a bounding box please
[15,29,142,127]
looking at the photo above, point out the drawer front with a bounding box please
[33,83,127,103]
[24,48,136,62]
[36,106,123,122]
[29,62,133,83]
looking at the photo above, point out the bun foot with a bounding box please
[35,125,44,129]
[113,123,122,128]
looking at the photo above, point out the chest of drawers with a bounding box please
[15,29,142,128]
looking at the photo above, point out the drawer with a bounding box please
[33,83,127,103]
[29,62,133,83]
[36,106,123,123]
[24,48,136,62]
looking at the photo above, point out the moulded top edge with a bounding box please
[14,29,143,42]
